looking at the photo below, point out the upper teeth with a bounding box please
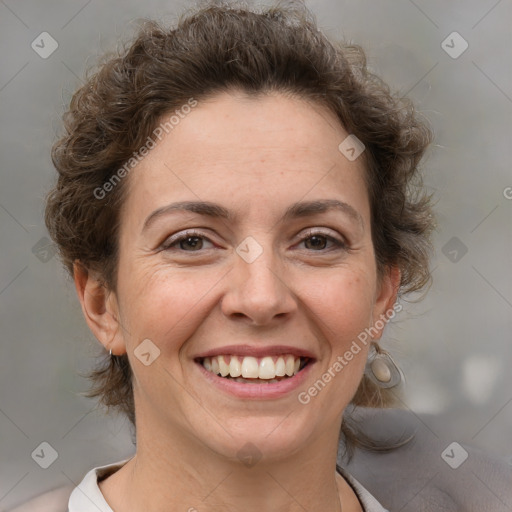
[202,355,302,379]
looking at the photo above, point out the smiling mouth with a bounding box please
[196,355,311,383]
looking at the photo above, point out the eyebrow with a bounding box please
[142,199,363,232]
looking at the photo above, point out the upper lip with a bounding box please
[193,344,316,360]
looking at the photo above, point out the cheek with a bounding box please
[300,270,376,345]
[118,264,225,353]
[294,272,374,417]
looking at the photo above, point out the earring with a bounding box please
[365,342,403,388]
[109,349,113,357]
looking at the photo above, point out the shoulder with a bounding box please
[7,485,74,512]
[9,412,511,512]
[7,459,128,512]
[343,407,512,512]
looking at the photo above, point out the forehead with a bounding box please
[122,90,369,225]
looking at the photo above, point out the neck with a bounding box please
[99,414,362,512]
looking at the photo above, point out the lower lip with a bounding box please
[194,360,315,399]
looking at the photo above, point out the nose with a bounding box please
[220,241,297,326]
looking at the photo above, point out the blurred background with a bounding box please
[1,0,511,509]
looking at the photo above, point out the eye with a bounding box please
[161,230,215,252]
[160,229,347,254]
[296,230,347,252]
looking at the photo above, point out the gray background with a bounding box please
[1,0,511,509]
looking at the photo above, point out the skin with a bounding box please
[74,89,400,512]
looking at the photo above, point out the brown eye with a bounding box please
[298,231,346,252]
[161,230,215,252]
[304,235,329,250]
[178,236,204,251]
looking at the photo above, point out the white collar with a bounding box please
[67,458,132,512]
[337,466,390,512]
[68,459,388,512]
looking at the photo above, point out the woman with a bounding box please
[43,2,437,511]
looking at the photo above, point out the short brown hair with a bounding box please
[45,1,434,448]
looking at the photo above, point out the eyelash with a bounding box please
[160,229,347,253]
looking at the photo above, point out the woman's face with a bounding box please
[106,90,397,462]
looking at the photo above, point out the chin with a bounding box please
[195,414,315,465]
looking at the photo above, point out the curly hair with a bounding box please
[45,1,435,450]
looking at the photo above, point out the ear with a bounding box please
[371,265,401,341]
[73,260,126,355]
